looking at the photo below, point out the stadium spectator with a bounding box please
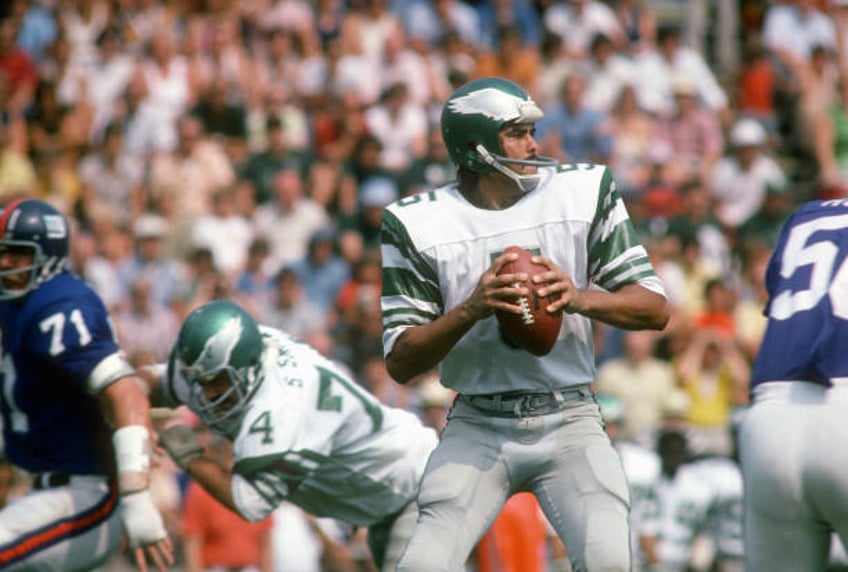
[113,276,181,363]
[607,83,660,196]
[363,82,429,175]
[77,121,144,226]
[190,76,249,163]
[0,16,38,115]
[654,76,725,189]
[543,0,625,60]
[256,265,328,344]
[674,325,750,458]
[148,114,235,225]
[252,166,331,274]
[537,72,613,163]
[338,175,399,263]
[633,24,729,121]
[116,212,189,311]
[85,26,137,141]
[610,0,656,55]
[708,117,787,235]
[471,24,542,91]
[580,32,638,114]
[289,226,350,315]
[594,330,684,448]
[234,236,274,303]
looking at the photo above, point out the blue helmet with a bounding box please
[0,199,70,300]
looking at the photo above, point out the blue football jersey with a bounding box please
[751,199,848,389]
[0,272,123,475]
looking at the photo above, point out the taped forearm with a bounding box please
[112,424,152,493]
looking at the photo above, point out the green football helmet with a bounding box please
[440,77,557,192]
[172,300,264,437]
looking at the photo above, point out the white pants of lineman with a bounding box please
[397,386,631,572]
[739,381,848,572]
[0,474,123,570]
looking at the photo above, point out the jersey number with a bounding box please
[770,214,848,320]
[40,309,93,355]
[316,366,383,433]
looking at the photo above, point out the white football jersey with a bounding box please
[617,440,662,570]
[167,326,439,525]
[644,463,716,569]
[695,456,744,561]
[381,165,666,395]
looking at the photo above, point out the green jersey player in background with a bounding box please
[380,77,669,572]
[144,300,439,571]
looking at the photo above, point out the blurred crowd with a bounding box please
[3,0,848,570]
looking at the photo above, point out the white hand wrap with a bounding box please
[120,490,168,547]
[113,425,151,493]
[159,424,204,470]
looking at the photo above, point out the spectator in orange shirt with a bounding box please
[181,426,274,572]
[475,493,548,572]
[471,24,541,90]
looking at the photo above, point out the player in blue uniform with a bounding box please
[740,198,848,571]
[0,199,172,570]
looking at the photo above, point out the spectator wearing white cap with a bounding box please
[708,117,786,231]
[115,213,189,311]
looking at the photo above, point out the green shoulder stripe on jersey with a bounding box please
[382,267,442,305]
[593,167,617,221]
[381,210,438,283]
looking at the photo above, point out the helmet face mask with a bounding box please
[0,199,70,300]
[441,77,557,192]
[174,301,264,437]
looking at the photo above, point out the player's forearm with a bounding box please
[386,303,479,383]
[183,456,240,516]
[571,284,669,331]
[101,377,156,492]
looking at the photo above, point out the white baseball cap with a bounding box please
[132,214,169,239]
[729,118,767,147]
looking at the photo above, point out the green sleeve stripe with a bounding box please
[249,478,282,508]
[382,267,442,304]
[381,210,438,283]
[596,261,658,291]
[588,222,643,275]
[382,306,440,321]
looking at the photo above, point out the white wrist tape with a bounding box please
[113,425,151,481]
[120,489,168,546]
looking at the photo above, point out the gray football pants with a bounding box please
[740,381,848,572]
[397,388,631,572]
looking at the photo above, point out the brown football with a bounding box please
[495,246,563,356]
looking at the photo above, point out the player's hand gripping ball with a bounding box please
[495,246,563,356]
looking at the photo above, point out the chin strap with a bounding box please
[474,144,558,193]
